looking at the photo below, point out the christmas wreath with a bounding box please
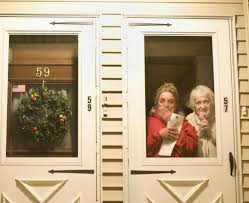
[16,86,72,149]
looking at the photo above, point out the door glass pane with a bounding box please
[7,35,78,157]
[145,36,216,158]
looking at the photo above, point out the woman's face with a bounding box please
[157,91,176,113]
[194,96,212,119]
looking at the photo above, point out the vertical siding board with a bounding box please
[101,106,123,118]
[239,67,248,79]
[237,28,246,41]
[236,15,245,28]
[240,80,249,92]
[103,176,123,187]
[102,120,123,132]
[101,53,122,65]
[102,148,123,160]
[240,94,249,106]
[101,14,123,203]
[101,14,122,27]
[243,162,249,174]
[243,176,249,188]
[102,27,121,39]
[241,120,249,133]
[242,134,249,146]
[101,40,122,53]
[102,134,123,146]
[102,66,122,78]
[102,93,122,105]
[102,190,123,201]
[238,54,248,66]
[242,148,249,160]
[241,108,249,119]
[102,161,123,173]
[244,190,249,202]
[102,80,122,92]
[237,12,249,202]
[238,41,247,54]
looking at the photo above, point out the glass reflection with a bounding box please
[7,35,78,157]
[145,36,216,158]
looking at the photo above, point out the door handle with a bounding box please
[49,169,94,174]
[131,170,175,175]
[229,152,235,176]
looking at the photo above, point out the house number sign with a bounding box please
[9,65,73,81]
[35,67,50,78]
[87,96,92,111]
[224,97,228,112]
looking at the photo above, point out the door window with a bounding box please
[145,36,216,158]
[7,35,78,157]
[127,18,235,166]
[0,17,97,166]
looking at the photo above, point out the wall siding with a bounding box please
[101,14,123,203]
[236,12,249,202]
[238,27,248,181]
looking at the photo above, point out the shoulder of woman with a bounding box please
[147,115,163,124]
[186,112,194,120]
[147,115,165,130]
[182,119,196,130]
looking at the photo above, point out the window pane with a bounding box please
[7,35,78,157]
[145,36,216,158]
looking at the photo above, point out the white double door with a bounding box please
[126,18,239,203]
[0,17,98,203]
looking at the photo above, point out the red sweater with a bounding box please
[146,114,198,157]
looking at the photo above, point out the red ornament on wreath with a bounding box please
[31,94,37,102]
[58,115,65,124]
[32,126,38,134]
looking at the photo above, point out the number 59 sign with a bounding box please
[35,67,50,78]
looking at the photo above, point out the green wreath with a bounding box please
[16,86,72,149]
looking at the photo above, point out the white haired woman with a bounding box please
[186,85,216,157]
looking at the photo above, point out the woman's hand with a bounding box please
[198,112,210,132]
[156,106,172,123]
[159,127,179,140]
[199,119,209,132]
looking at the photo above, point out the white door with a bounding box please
[0,17,98,203]
[126,18,238,203]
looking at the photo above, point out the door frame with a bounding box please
[122,15,242,203]
[0,15,102,202]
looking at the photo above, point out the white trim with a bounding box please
[124,16,240,202]
[126,17,230,166]
[95,17,101,203]
[231,15,243,203]
[124,15,241,19]
[0,3,243,18]
[0,17,97,167]
[122,15,129,203]
[0,0,243,3]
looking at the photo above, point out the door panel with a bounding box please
[0,17,97,202]
[126,18,237,203]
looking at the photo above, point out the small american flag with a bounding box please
[12,84,26,93]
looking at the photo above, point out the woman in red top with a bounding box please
[146,83,198,157]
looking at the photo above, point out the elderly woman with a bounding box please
[146,83,198,157]
[186,85,216,157]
